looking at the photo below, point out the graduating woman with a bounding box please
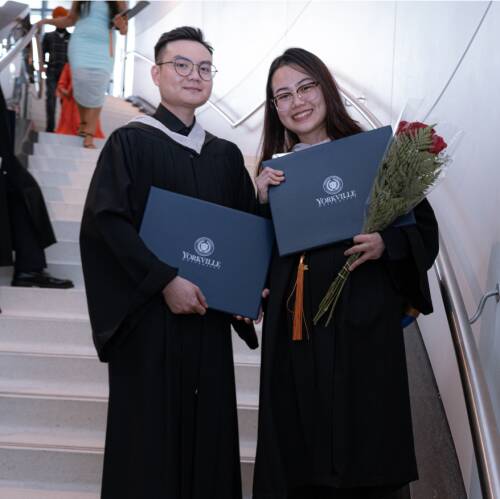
[252,48,439,499]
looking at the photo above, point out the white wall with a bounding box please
[130,2,500,496]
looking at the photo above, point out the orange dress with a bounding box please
[55,63,105,138]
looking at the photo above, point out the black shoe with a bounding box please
[11,271,74,289]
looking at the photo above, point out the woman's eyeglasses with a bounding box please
[272,81,320,111]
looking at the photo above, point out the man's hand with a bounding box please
[162,276,207,315]
[255,167,284,204]
[344,233,385,271]
[234,288,270,325]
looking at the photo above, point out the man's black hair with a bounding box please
[154,26,213,63]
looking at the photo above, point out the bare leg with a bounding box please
[77,104,102,148]
[76,102,86,135]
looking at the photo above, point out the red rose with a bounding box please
[429,134,447,154]
[396,120,447,154]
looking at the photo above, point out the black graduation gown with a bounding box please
[0,84,56,266]
[80,108,259,499]
[253,200,439,498]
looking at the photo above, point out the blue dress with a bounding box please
[68,2,114,107]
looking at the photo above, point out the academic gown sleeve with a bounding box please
[380,198,439,314]
[224,142,260,349]
[80,128,178,361]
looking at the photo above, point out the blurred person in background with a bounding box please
[41,6,71,132]
[55,62,105,138]
[37,1,128,148]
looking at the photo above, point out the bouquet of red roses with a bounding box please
[314,115,460,327]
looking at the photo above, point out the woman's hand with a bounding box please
[344,232,385,271]
[255,167,284,204]
[113,14,128,35]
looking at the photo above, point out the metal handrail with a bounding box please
[435,238,500,499]
[469,284,500,325]
[126,50,378,129]
[0,24,37,73]
[0,24,44,100]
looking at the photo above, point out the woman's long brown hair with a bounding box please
[258,48,362,173]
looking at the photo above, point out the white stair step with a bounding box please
[0,393,258,448]
[37,131,105,149]
[53,220,80,242]
[0,447,253,496]
[0,351,259,399]
[0,353,106,388]
[0,428,103,454]
[0,313,93,355]
[0,431,255,478]
[47,201,83,222]
[41,185,88,204]
[0,397,106,438]
[46,263,84,287]
[0,482,98,499]
[0,425,255,461]
[33,143,100,161]
[32,170,92,189]
[234,360,260,397]
[0,447,102,489]
[232,329,261,360]
[45,240,81,264]
[0,378,107,402]
[0,310,258,360]
[0,286,88,316]
[29,155,97,172]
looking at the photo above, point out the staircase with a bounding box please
[0,109,261,497]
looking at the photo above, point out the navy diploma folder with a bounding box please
[264,126,414,256]
[139,187,274,319]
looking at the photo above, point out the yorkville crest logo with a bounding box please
[323,175,343,195]
[194,237,215,257]
[316,175,356,208]
[183,236,222,270]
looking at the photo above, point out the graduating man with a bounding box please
[80,27,258,499]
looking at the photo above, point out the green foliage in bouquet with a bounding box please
[314,125,446,327]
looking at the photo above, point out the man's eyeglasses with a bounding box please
[272,81,320,111]
[156,57,218,81]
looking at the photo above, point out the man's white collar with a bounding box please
[128,115,206,154]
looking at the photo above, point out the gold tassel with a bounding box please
[292,253,308,341]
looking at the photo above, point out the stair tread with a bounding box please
[0,428,256,458]
[0,342,95,357]
[0,428,104,453]
[0,311,89,324]
[0,309,88,321]
[0,380,108,402]
[0,378,258,407]
[0,482,98,498]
